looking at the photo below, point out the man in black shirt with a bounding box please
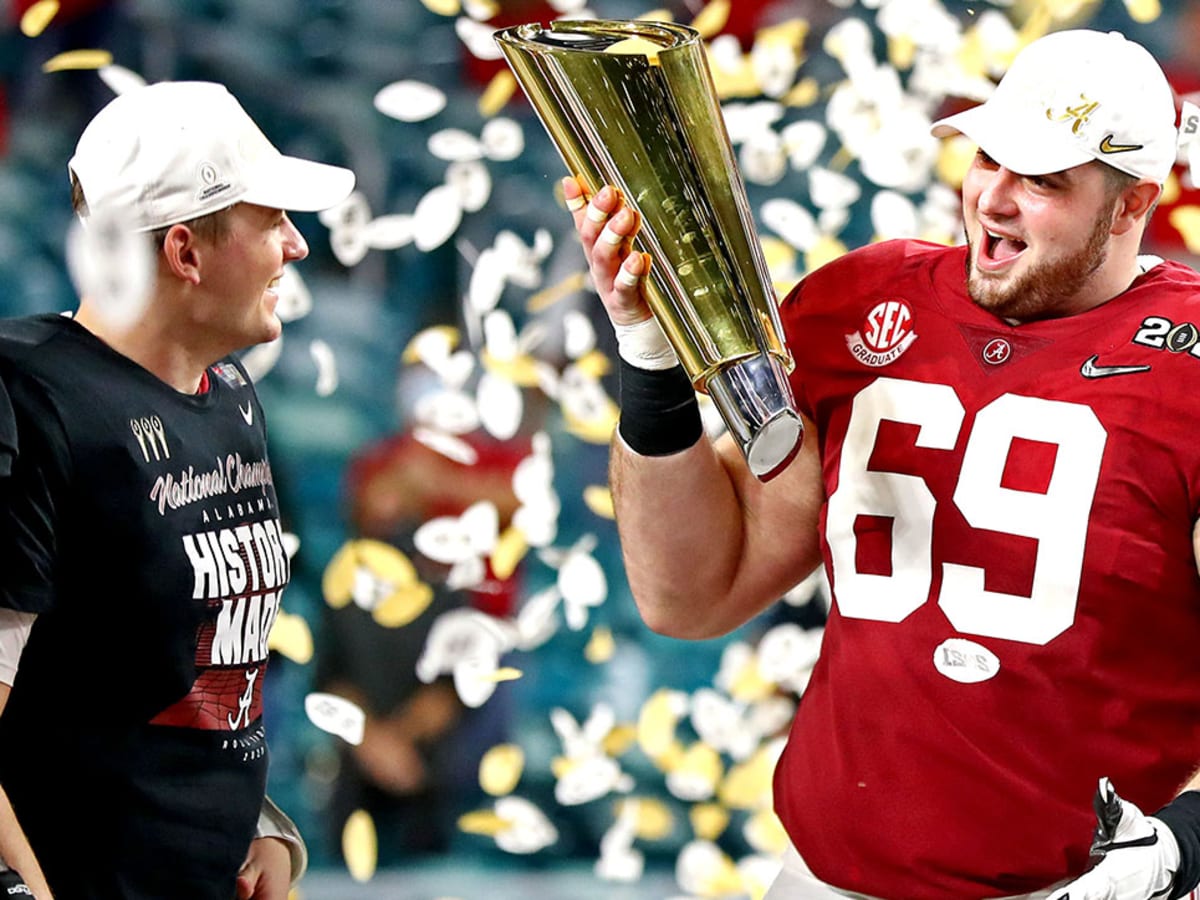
[0,81,354,898]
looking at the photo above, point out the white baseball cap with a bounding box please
[68,81,356,232]
[932,29,1178,183]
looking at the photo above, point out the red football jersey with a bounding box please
[773,240,1200,899]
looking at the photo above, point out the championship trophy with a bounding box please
[495,19,803,480]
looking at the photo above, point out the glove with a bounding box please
[0,868,33,896]
[1049,777,1180,900]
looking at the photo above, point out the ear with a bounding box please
[1110,179,1162,236]
[160,223,203,285]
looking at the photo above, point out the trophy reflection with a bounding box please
[495,19,803,481]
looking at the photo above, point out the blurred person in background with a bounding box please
[0,81,353,898]
[569,27,1200,900]
[316,424,528,864]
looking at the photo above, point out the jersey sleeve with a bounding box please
[0,372,69,615]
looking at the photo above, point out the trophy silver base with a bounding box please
[707,355,804,481]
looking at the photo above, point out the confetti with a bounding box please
[582,485,615,520]
[341,809,378,882]
[479,743,525,796]
[690,0,731,39]
[19,0,58,37]
[267,611,313,664]
[42,49,113,72]
[584,625,615,663]
[305,692,366,746]
[478,70,517,117]
[374,80,447,122]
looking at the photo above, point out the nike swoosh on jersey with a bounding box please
[239,403,254,425]
[1080,355,1151,378]
[1099,134,1144,154]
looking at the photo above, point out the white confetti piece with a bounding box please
[476,371,524,440]
[413,184,464,251]
[65,212,154,331]
[309,339,338,396]
[480,117,525,161]
[445,159,492,213]
[97,64,147,96]
[304,692,366,745]
[364,214,416,250]
[412,426,479,465]
[428,127,485,162]
[454,16,504,61]
[373,80,447,122]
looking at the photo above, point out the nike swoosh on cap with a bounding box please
[1099,134,1144,154]
[1080,355,1152,378]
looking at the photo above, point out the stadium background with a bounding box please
[1,0,1197,897]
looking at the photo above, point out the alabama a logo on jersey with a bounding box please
[846,299,917,367]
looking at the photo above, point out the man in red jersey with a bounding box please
[565,27,1200,900]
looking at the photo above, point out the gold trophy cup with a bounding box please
[495,19,803,480]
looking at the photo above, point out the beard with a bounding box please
[966,211,1112,322]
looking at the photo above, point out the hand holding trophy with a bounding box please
[495,19,803,480]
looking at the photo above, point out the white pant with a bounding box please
[763,841,1065,900]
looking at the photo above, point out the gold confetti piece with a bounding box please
[620,796,674,841]
[571,349,612,380]
[419,0,460,15]
[935,135,975,191]
[267,611,313,664]
[602,723,638,757]
[583,485,615,520]
[728,656,775,703]
[1162,171,1181,207]
[1169,207,1200,254]
[690,0,731,38]
[636,8,674,20]
[584,625,615,663]
[690,802,730,841]
[760,236,797,275]
[322,539,422,610]
[478,69,516,118]
[804,234,848,275]
[1123,0,1160,21]
[673,741,724,785]
[458,808,509,836]
[744,808,789,855]
[781,75,820,108]
[562,399,619,445]
[490,525,528,580]
[549,755,576,780]
[719,750,775,810]
[20,0,59,37]
[480,743,525,796]
[887,34,916,70]
[371,582,434,628]
[479,349,544,387]
[604,37,662,62]
[480,666,523,683]
[341,809,378,883]
[525,270,589,313]
[638,689,686,760]
[42,49,113,72]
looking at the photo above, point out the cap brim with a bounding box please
[242,155,356,213]
[931,104,1093,177]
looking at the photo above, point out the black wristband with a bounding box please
[1155,790,1200,899]
[616,358,704,457]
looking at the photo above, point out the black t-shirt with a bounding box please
[0,315,287,898]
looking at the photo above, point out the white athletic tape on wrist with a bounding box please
[614,316,680,370]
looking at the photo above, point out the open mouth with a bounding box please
[983,230,1027,263]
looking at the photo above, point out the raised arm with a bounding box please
[566,178,825,638]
